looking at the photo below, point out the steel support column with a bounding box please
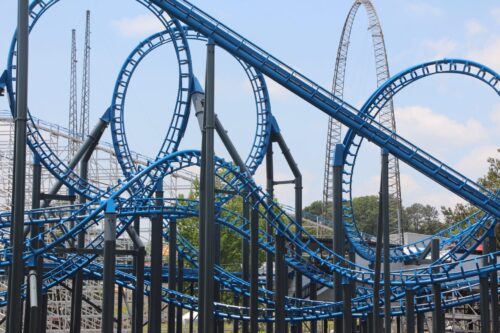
[361,319,368,333]
[134,249,145,332]
[40,294,48,333]
[189,283,194,333]
[274,130,302,333]
[198,55,207,333]
[372,151,385,333]
[293,175,303,333]
[381,150,391,333]
[134,220,145,333]
[342,277,352,333]
[71,157,90,333]
[196,75,253,333]
[242,201,250,333]
[102,201,117,333]
[69,114,105,333]
[367,313,374,333]
[310,280,318,333]
[265,142,274,333]
[431,238,444,333]
[177,257,184,333]
[480,238,491,333]
[275,232,287,333]
[233,294,239,333]
[149,184,164,333]
[250,197,259,333]
[405,289,415,333]
[168,219,177,333]
[348,243,356,333]
[199,38,216,333]
[489,227,499,333]
[416,295,424,333]
[132,219,138,332]
[7,0,29,331]
[27,156,42,333]
[117,285,124,333]
[214,220,222,333]
[332,144,345,333]
[480,272,490,333]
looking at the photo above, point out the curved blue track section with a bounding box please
[0,0,498,324]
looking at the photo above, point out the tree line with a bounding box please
[304,152,499,242]
[173,152,498,268]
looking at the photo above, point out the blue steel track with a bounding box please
[0,0,498,323]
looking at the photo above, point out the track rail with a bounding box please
[0,0,498,323]
[152,0,499,217]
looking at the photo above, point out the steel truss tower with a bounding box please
[322,0,404,243]
[80,10,90,139]
[68,29,79,160]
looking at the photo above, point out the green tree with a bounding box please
[478,153,500,190]
[177,177,200,252]
[176,170,267,272]
[303,200,326,217]
[440,203,476,225]
[404,203,442,235]
[441,152,499,245]
[352,195,379,235]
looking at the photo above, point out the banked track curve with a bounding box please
[0,150,499,320]
[0,0,498,324]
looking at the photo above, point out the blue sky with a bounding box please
[0,0,499,209]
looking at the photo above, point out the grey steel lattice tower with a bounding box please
[68,29,78,159]
[80,10,90,139]
[322,0,404,243]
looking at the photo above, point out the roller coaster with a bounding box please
[0,0,498,332]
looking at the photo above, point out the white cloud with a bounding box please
[406,2,443,17]
[241,77,291,102]
[491,104,500,129]
[301,170,320,207]
[396,106,489,150]
[412,191,465,209]
[399,173,420,194]
[492,7,500,24]
[467,37,500,70]
[454,145,499,180]
[352,175,379,198]
[422,38,457,58]
[111,15,163,38]
[465,19,484,37]
[265,78,291,101]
